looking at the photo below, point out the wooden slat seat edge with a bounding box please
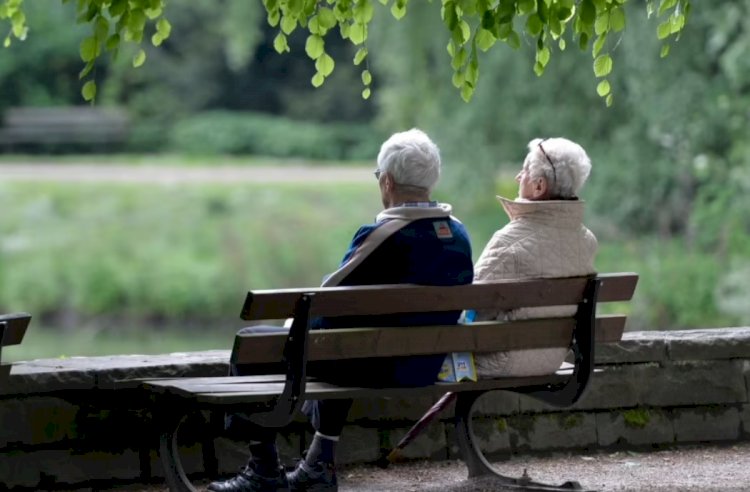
[137,372,570,405]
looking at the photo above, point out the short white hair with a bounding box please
[376,128,441,192]
[526,137,592,199]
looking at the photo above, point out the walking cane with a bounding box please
[378,391,457,467]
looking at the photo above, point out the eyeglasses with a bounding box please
[373,169,382,180]
[537,140,557,187]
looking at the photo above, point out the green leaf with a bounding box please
[537,46,551,67]
[592,33,606,58]
[82,80,97,101]
[315,53,335,76]
[658,0,677,17]
[459,20,471,44]
[451,70,464,88]
[660,43,670,58]
[476,28,496,52]
[273,32,289,53]
[670,13,685,33]
[526,14,543,37]
[349,22,366,44]
[460,82,474,102]
[579,32,589,50]
[361,69,372,85]
[79,36,98,63]
[466,57,479,85]
[151,32,163,46]
[133,48,146,67]
[105,33,120,51]
[593,54,612,77]
[3,36,10,48]
[451,47,467,70]
[559,38,566,50]
[267,9,281,27]
[506,31,520,50]
[353,0,374,23]
[353,47,368,65]
[305,34,324,59]
[78,61,94,80]
[610,7,626,32]
[317,7,337,29]
[605,93,613,107]
[94,16,109,42]
[362,87,371,99]
[517,0,535,15]
[596,79,611,96]
[157,18,171,37]
[594,12,609,36]
[391,2,406,19]
[280,15,296,34]
[533,61,544,76]
[311,72,325,87]
[656,20,671,40]
[109,0,127,18]
[580,0,595,25]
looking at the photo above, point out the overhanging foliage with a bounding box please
[1,0,691,103]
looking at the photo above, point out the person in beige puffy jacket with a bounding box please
[472,137,598,378]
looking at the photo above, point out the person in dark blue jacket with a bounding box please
[209,128,473,492]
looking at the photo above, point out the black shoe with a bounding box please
[208,464,290,492]
[286,460,337,491]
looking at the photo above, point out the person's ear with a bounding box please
[532,177,548,199]
[383,172,394,192]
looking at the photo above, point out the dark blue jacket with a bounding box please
[312,215,473,387]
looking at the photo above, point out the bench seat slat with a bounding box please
[232,314,626,365]
[241,273,638,320]
[152,374,569,404]
[138,374,567,402]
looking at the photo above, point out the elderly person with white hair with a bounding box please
[471,137,597,378]
[209,128,473,492]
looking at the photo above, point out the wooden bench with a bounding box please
[124,273,638,492]
[0,107,129,150]
[0,313,31,381]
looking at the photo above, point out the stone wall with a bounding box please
[2,328,750,490]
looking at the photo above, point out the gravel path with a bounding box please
[104,442,750,492]
[0,164,372,184]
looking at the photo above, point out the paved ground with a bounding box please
[104,442,750,492]
[0,163,372,184]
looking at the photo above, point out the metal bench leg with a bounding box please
[160,412,199,492]
[454,392,594,491]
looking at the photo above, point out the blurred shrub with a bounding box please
[169,111,384,160]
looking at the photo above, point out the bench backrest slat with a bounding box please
[240,273,637,320]
[231,314,626,365]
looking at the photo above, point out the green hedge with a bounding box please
[169,111,384,160]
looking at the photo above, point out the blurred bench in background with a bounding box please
[0,106,129,151]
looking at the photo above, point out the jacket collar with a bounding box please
[497,196,585,226]
[376,202,453,222]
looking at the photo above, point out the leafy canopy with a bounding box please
[1,0,690,104]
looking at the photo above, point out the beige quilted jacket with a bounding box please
[472,196,598,377]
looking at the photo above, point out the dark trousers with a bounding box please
[225,325,353,442]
